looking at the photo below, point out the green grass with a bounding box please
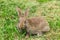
[0,0,60,40]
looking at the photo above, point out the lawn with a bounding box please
[0,0,60,40]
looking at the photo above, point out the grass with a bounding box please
[0,0,60,40]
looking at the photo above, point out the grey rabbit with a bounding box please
[16,7,50,38]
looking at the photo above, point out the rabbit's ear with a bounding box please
[16,7,22,17]
[24,8,29,17]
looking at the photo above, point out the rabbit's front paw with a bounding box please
[25,33,30,38]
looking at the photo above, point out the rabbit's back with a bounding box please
[26,17,50,34]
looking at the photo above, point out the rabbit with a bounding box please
[16,7,50,38]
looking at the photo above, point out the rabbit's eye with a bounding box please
[24,21,26,25]
[24,21,26,23]
[24,21,27,28]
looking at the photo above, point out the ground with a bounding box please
[0,0,60,40]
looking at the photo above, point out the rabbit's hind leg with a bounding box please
[42,26,50,32]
